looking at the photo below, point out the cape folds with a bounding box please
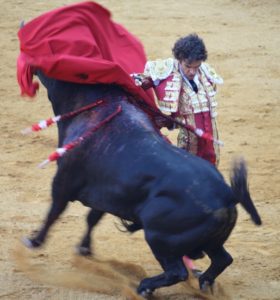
[17,1,155,108]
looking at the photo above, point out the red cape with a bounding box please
[17,1,156,108]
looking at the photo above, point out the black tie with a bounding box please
[189,79,198,93]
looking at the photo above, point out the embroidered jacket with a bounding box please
[144,58,223,164]
[144,58,223,115]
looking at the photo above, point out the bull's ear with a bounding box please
[19,20,25,29]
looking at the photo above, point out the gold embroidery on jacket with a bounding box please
[176,64,221,161]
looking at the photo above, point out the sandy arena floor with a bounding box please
[0,0,279,299]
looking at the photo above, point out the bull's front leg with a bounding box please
[199,246,233,292]
[76,209,104,256]
[137,256,188,297]
[22,198,68,248]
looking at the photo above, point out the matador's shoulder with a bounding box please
[200,63,223,85]
[144,58,175,81]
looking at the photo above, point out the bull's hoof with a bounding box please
[21,237,42,248]
[75,245,92,256]
[191,268,203,278]
[137,282,154,299]
[199,279,214,294]
[138,288,153,299]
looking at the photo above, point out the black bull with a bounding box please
[23,71,261,296]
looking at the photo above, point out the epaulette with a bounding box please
[144,58,174,81]
[200,63,223,85]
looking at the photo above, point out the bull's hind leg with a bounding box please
[76,209,104,256]
[199,246,233,292]
[137,256,188,296]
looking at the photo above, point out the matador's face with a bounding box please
[179,59,202,80]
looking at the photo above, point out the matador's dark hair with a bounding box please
[172,33,208,63]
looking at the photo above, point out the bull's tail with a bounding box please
[230,157,262,225]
